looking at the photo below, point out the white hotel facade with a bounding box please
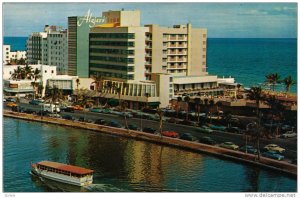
[88,10,237,108]
[26,25,68,75]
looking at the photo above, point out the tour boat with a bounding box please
[31,161,94,187]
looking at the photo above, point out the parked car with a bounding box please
[280,131,297,138]
[161,131,179,138]
[6,97,16,102]
[60,106,75,113]
[219,142,239,150]
[78,117,86,122]
[73,105,83,111]
[209,125,226,131]
[180,133,198,141]
[47,113,62,118]
[3,98,7,102]
[107,120,124,128]
[239,145,258,154]
[120,112,133,118]
[110,111,123,116]
[62,114,73,120]
[29,99,44,105]
[94,119,106,125]
[127,124,140,131]
[226,127,242,134]
[262,151,284,161]
[143,127,156,134]
[264,144,285,153]
[90,107,103,113]
[197,126,213,133]
[6,102,17,107]
[24,109,36,114]
[178,120,198,127]
[199,136,216,145]
[167,117,180,124]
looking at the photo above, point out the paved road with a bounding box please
[5,102,297,163]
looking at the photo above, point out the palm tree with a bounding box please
[265,73,281,91]
[37,84,44,98]
[209,99,215,123]
[247,86,265,116]
[282,75,295,96]
[23,64,33,80]
[156,108,164,136]
[76,78,80,91]
[32,68,41,99]
[216,101,223,120]
[184,96,190,120]
[264,95,285,137]
[11,66,24,80]
[91,75,102,91]
[48,86,63,115]
[247,86,266,161]
[121,101,129,130]
[203,98,209,119]
[194,98,202,123]
[176,97,183,118]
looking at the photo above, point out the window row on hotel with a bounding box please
[90,71,134,80]
[90,33,135,39]
[90,48,134,55]
[90,56,134,64]
[90,63,134,72]
[90,41,135,47]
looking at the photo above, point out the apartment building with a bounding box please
[26,25,68,74]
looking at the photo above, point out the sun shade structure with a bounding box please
[37,161,94,175]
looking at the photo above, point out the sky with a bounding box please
[2,2,298,38]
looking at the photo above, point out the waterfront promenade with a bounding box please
[4,110,297,177]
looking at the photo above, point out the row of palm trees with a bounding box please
[10,64,42,99]
[265,73,296,94]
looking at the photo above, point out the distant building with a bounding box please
[26,25,68,74]
[3,45,26,64]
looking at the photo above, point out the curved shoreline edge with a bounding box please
[4,110,297,178]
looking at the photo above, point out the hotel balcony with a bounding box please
[145,45,152,49]
[145,61,152,65]
[145,53,152,57]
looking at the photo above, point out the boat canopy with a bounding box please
[37,161,94,175]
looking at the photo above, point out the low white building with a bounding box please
[2,45,26,64]
[3,64,78,97]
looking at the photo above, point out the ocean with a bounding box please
[3,37,297,93]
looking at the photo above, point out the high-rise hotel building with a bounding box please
[68,14,106,77]
[26,25,68,74]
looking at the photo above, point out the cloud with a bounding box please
[238,5,297,16]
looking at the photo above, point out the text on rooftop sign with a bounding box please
[77,9,106,28]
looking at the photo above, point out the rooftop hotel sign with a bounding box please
[77,9,106,28]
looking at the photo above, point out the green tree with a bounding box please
[247,86,266,160]
[194,98,202,123]
[23,64,33,80]
[265,73,281,91]
[247,86,265,116]
[282,75,295,96]
[11,66,24,80]
[209,99,215,123]
[176,97,183,118]
[32,68,41,99]
[184,96,190,120]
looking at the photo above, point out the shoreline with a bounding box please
[4,110,297,178]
